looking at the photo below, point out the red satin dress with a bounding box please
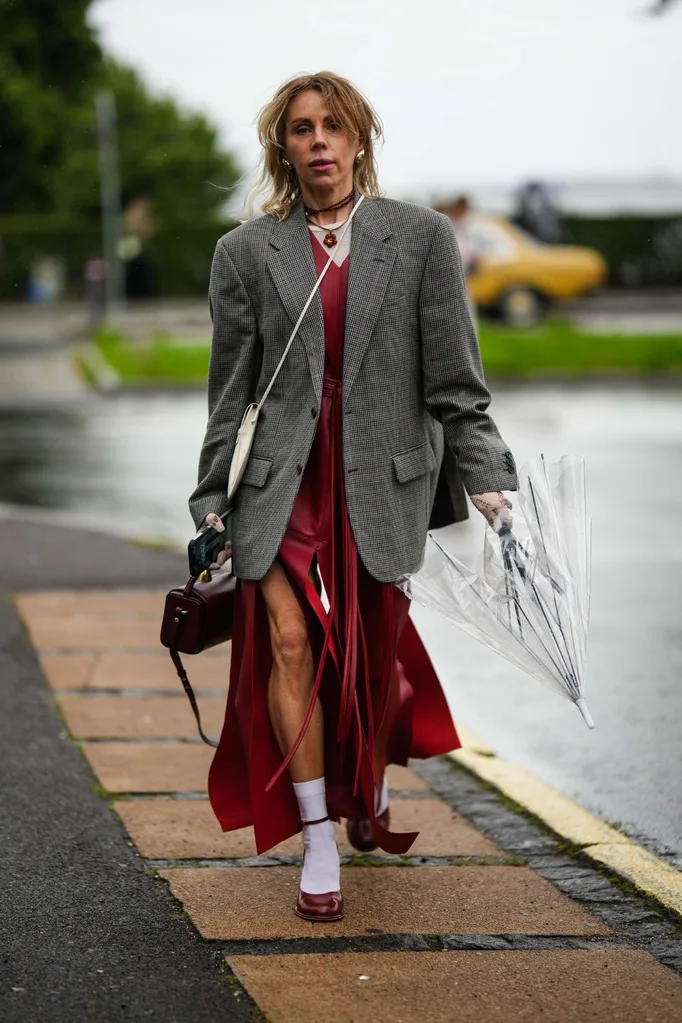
[208,233,460,855]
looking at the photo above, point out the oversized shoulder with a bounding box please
[215,213,276,261]
[370,198,459,263]
[371,197,451,237]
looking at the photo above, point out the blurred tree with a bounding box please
[0,1,240,221]
[0,0,103,213]
[648,0,680,11]
[55,61,240,224]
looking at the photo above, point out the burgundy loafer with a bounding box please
[345,807,390,853]
[295,890,344,922]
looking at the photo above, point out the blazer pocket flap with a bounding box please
[240,456,272,488]
[392,442,437,484]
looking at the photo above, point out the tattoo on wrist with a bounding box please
[471,492,513,520]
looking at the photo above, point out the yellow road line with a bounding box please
[449,741,682,919]
[587,844,682,917]
[454,724,495,756]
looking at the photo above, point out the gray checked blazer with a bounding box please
[189,197,518,582]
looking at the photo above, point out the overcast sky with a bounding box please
[90,0,682,202]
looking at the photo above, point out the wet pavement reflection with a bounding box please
[0,395,205,542]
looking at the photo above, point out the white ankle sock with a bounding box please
[292,777,340,895]
[292,777,328,824]
[375,775,389,816]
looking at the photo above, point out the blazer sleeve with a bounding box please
[188,238,261,529]
[419,216,518,495]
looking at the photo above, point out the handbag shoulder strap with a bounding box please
[170,647,218,748]
[256,195,364,412]
[168,613,218,747]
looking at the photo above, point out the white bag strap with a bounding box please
[256,194,364,411]
[223,195,364,509]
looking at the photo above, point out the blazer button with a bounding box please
[296,464,303,475]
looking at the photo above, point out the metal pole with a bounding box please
[95,89,125,316]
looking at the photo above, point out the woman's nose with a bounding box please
[311,129,327,148]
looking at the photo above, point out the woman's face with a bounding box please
[284,90,360,197]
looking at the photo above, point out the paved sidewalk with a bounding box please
[9,573,682,1021]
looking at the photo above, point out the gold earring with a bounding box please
[356,149,365,163]
[282,156,291,168]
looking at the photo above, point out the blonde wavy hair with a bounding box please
[253,71,383,221]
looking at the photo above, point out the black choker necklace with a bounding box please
[303,190,355,217]
[304,190,355,248]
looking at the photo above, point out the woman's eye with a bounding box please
[295,126,310,135]
[328,122,341,132]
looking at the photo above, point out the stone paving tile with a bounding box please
[385,765,429,792]
[161,866,610,940]
[39,651,230,692]
[82,742,213,793]
[25,615,162,650]
[59,695,225,740]
[82,745,428,797]
[116,797,503,861]
[40,653,94,689]
[15,589,167,618]
[227,949,682,1023]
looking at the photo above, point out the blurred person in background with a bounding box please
[120,197,157,299]
[190,71,517,924]
[513,181,565,245]
[437,195,480,326]
[437,195,480,277]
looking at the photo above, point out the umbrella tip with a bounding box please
[576,698,595,730]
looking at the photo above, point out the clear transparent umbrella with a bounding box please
[401,455,594,729]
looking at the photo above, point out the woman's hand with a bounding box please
[203,512,232,569]
[470,492,513,533]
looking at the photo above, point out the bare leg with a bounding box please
[260,560,323,783]
[260,560,340,906]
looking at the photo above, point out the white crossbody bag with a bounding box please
[225,195,364,506]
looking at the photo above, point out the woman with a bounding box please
[189,71,517,923]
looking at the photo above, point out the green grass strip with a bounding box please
[479,321,682,376]
[94,321,682,385]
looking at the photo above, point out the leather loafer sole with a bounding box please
[295,890,344,923]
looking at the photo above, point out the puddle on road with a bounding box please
[0,395,206,545]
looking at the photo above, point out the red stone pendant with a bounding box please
[323,230,337,248]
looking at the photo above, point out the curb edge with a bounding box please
[448,741,682,920]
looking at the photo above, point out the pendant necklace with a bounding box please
[312,219,346,248]
[304,189,354,247]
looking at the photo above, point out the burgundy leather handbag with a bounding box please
[160,570,235,747]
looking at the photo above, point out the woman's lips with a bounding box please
[310,160,334,172]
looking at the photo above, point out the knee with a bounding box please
[271,615,310,677]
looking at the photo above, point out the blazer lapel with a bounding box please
[267,203,325,402]
[343,200,396,403]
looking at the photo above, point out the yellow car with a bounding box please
[465,216,607,327]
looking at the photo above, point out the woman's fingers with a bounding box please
[471,492,506,520]
[492,507,513,534]
[471,492,514,531]
[204,512,225,533]
[209,544,232,571]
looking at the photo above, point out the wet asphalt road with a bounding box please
[0,382,680,864]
